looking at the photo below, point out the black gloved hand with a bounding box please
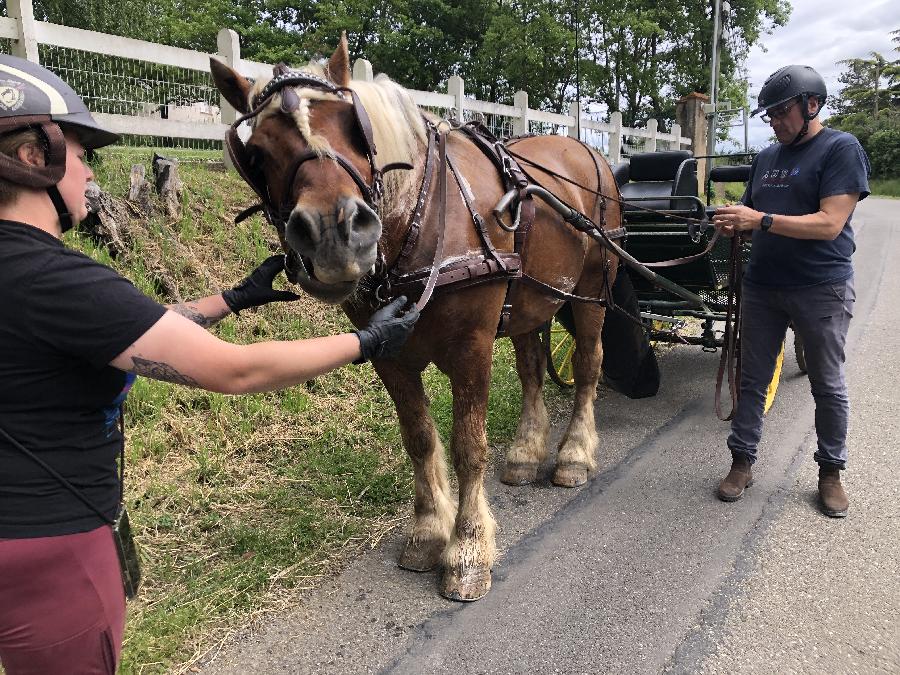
[354,296,420,363]
[222,255,300,314]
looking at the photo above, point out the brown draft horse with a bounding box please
[211,36,622,601]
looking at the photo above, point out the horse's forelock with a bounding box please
[250,66,426,208]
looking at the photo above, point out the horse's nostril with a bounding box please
[286,208,320,253]
[346,199,381,243]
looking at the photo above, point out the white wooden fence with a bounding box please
[0,0,691,163]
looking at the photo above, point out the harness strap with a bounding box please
[446,153,508,273]
[391,253,522,297]
[715,235,744,421]
[393,128,437,270]
[414,128,450,310]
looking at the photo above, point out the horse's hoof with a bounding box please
[398,538,445,572]
[500,462,538,485]
[552,463,590,488]
[440,566,492,602]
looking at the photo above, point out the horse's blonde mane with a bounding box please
[249,63,427,211]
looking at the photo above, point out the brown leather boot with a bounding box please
[818,466,849,517]
[717,455,753,502]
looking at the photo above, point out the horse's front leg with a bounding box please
[554,303,605,487]
[440,342,497,601]
[501,329,551,485]
[374,361,456,572]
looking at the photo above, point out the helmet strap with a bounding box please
[790,92,822,145]
[46,184,74,233]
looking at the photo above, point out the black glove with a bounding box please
[222,255,299,314]
[354,296,420,363]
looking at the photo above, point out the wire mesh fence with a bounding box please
[34,44,224,150]
[462,109,515,139]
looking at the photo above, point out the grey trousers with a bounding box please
[727,277,855,468]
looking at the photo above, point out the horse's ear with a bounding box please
[210,57,252,115]
[326,32,351,87]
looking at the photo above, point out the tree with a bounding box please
[828,29,900,178]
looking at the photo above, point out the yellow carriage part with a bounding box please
[545,315,788,415]
[763,340,785,414]
[546,318,576,387]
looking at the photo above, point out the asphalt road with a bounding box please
[198,197,898,675]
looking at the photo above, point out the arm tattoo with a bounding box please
[167,302,229,328]
[131,356,201,387]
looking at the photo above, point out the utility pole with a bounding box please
[574,1,581,139]
[705,0,723,183]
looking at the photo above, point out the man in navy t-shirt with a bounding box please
[712,65,870,517]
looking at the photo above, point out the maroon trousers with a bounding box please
[0,525,125,674]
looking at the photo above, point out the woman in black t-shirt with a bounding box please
[0,55,418,675]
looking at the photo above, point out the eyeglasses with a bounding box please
[761,100,798,123]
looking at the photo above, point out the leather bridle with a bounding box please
[225,65,411,233]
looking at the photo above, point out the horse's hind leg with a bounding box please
[554,303,605,487]
[440,343,497,601]
[375,362,456,572]
[501,329,551,485]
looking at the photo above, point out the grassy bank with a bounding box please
[72,147,567,673]
[869,177,900,198]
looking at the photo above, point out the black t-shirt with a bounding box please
[741,128,870,287]
[0,220,166,538]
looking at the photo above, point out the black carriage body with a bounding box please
[616,151,753,320]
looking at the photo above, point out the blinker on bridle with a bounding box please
[227,65,413,231]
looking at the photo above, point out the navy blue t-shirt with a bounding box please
[0,220,166,538]
[741,127,870,287]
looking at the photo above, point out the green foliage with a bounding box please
[9,0,788,133]
[869,177,900,197]
[828,29,900,178]
[868,128,900,178]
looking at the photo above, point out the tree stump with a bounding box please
[152,153,184,220]
[128,164,153,214]
[83,181,129,257]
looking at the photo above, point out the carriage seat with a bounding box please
[619,150,698,221]
[709,164,752,184]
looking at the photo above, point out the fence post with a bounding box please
[448,75,465,122]
[216,28,241,168]
[609,111,622,164]
[8,0,39,62]
[513,90,529,136]
[352,58,373,82]
[647,118,658,152]
[671,123,682,151]
[567,101,581,140]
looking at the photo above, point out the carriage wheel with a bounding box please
[763,340,785,414]
[794,331,807,373]
[543,317,576,389]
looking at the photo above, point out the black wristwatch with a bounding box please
[760,213,774,232]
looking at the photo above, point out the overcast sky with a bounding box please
[728,0,899,149]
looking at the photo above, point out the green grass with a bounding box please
[66,146,572,673]
[869,177,900,198]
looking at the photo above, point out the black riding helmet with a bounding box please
[752,65,828,145]
[0,54,119,231]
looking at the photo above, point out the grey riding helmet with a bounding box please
[751,64,827,117]
[0,53,119,149]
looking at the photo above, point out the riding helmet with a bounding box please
[0,54,117,231]
[0,53,118,150]
[751,64,827,117]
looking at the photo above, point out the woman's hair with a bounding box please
[0,127,46,206]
